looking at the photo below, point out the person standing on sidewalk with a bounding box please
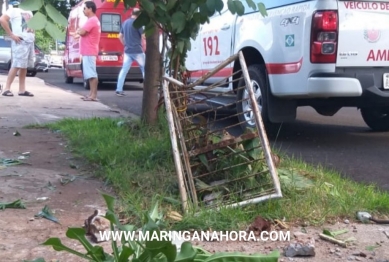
[73,1,101,101]
[0,1,35,97]
[115,8,145,97]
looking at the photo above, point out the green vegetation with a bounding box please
[41,115,389,231]
[34,193,280,262]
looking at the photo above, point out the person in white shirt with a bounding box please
[0,1,35,97]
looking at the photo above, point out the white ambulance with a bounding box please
[185,0,389,131]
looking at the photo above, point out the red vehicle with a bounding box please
[63,0,144,89]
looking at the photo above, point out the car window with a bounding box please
[0,38,11,48]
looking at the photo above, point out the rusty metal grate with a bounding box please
[163,51,282,212]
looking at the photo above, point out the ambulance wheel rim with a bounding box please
[241,79,262,126]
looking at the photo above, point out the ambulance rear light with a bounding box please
[310,10,338,63]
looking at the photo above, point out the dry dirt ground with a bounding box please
[1,127,389,262]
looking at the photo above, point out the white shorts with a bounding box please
[11,40,35,69]
[82,56,97,80]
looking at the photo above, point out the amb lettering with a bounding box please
[107,33,119,38]
[366,50,389,61]
[344,1,389,10]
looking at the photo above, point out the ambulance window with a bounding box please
[101,13,121,32]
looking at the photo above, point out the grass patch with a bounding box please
[43,115,389,231]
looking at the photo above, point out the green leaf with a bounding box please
[227,0,245,16]
[215,0,224,12]
[171,11,186,34]
[175,242,197,262]
[85,245,108,261]
[23,258,46,262]
[158,241,177,262]
[133,12,151,29]
[45,21,65,41]
[45,4,68,27]
[166,0,178,11]
[176,41,185,56]
[26,12,47,30]
[0,199,26,210]
[41,238,90,260]
[104,210,120,226]
[227,0,245,15]
[246,0,257,10]
[35,205,60,224]
[258,2,268,17]
[142,0,155,13]
[149,200,161,221]
[144,21,156,38]
[203,250,280,262]
[19,0,43,11]
[102,192,116,212]
[65,228,109,262]
[123,0,137,9]
[206,0,216,14]
[199,3,215,17]
[207,0,224,13]
[118,245,134,262]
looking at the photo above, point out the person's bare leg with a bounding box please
[18,68,27,93]
[89,77,98,100]
[4,67,19,91]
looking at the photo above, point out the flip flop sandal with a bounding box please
[2,90,14,96]
[82,97,98,102]
[18,91,34,97]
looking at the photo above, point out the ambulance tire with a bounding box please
[236,64,270,131]
[64,69,73,84]
[361,107,389,132]
[84,79,90,90]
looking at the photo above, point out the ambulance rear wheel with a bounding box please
[361,107,389,132]
[64,69,73,84]
[236,64,270,131]
[84,79,90,90]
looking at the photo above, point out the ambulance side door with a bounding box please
[200,1,236,82]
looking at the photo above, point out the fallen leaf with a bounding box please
[1,158,23,166]
[0,199,26,210]
[35,205,60,224]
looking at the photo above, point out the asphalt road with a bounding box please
[36,69,389,191]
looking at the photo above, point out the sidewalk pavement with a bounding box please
[0,74,137,261]
[0,74,137,128]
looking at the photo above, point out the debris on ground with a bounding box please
[43,181,56,191]
[284,231,315,257]
[84,209,111,243]
[35,205,60,224]
[1,158,23,167]
[247,215,271,235]
[36,197,50,201]
[0,199,26,210]
[319,232,347,247]
[60,175,76,185]
[322,228,348,238]
[166,210,183,221]
[13,130,21,136]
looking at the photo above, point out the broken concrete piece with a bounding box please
[284,232,315,257]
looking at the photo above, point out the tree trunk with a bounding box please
[141,24,161,125]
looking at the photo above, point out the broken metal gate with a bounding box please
[163,51,282,212]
